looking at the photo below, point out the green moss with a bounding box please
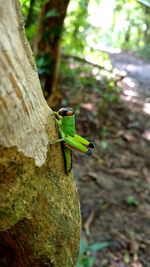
[0,119,81,266]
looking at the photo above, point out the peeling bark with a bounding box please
[0,0,49,167]
[0,1,81,266]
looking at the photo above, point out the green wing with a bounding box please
[62,143,72,174]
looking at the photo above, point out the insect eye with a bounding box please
[66,110,74,116]
[58,108,66,116]
[58,107,74,116]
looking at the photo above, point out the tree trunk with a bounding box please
[0,1,81,266]
[143,6,150,42]
[33,0,70,107]
[26,0,36,28]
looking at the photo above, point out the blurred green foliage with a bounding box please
[62,0,91,56]
[62,0,150,59]
[20,0,30,16]
[36,54,52,75]
[76,239,110,267]
[60,56,121,109]
[20,0,150,59]
[124,196,140,207]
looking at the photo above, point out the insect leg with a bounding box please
[64,135,92,154]
[74,134,94,148]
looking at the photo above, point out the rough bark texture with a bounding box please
[0,1,81,266]
[33,0,70,107]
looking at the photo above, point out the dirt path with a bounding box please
[109,50,150,101]
[109,50,150,137]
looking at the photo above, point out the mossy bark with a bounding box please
[0,138,81,267]
[0,1,81,266]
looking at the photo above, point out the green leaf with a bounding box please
[45,9,59,18]
[79,239,88,256]
[89,242,110,252]
[100,140,109,151]
[124,196,139,206]
[79,256,95,267]
[123,250,130,264]
[76,262,84,267]
[83,257,95,267]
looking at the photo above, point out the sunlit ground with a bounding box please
[117,73,150,143]
[119,76,150,115]
[120,77,140,102]
[143,102,150,115]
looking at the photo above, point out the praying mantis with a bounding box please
[54,107,94,173]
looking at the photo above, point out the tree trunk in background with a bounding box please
[143,6,150,42]
[33,0,70,108]
[26,0,36,28]
[0,1,80,266]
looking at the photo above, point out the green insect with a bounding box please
[54,107,94,173]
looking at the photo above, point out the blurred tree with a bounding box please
[0,1,80,266]
[62,0,90,56]
[143,5,150,42]
[26,0,36,27]
[111,0,145,49]
[33,0,70,107]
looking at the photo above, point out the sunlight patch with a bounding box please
[124,89,138,97]
[92,67,99,76]
[143,130,150,141]
[122,88,138,102]
[81,103,93,111]
[143,103,150,115]
[123,77,137,88]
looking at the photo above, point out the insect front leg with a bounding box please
[52,114,65,144]
[53,128,66,144]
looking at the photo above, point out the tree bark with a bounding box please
[0,1,81,266]
[33,0,70,107]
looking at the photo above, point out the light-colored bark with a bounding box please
[0,1,81,266]
[0,0,50,167]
